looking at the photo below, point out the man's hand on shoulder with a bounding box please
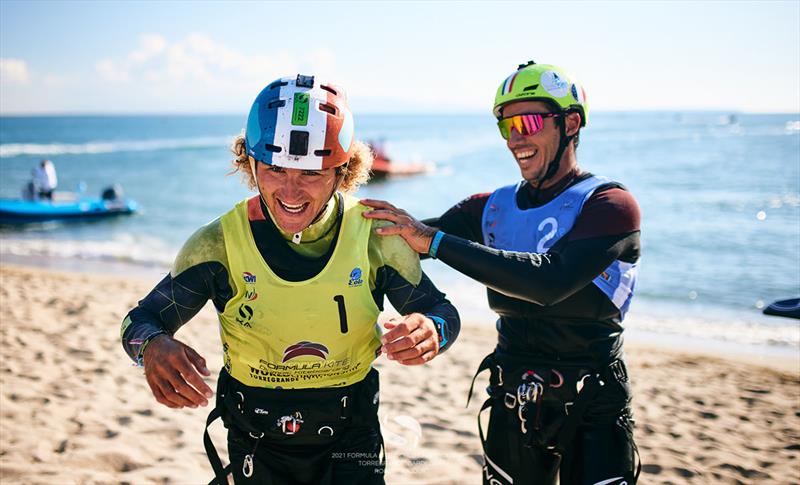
[362,199,437,254]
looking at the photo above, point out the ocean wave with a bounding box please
[0,235,175,268]
[0,136,232,158]
[625,309,799,349]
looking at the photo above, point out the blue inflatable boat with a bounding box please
[0,196,138,224]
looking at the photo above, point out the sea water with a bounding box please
[1,113,798,355]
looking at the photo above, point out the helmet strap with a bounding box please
[536,119,574,188]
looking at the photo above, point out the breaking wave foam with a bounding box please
[0,235,175,268]
[0,136,231,158]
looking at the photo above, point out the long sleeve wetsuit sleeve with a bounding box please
[121,262,232,363]
[374,267,460,351]
[424,188,641,307]
[431,232,637,306]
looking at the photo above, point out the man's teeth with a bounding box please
[516,150,536,160]
[279,201,306,213]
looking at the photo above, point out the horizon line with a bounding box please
[2,109,799,118]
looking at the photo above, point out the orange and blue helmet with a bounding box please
[245,74,355,170]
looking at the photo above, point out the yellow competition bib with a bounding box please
[218,194,382,388]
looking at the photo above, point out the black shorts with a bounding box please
[227,422,383,484]
[209,368,384,485]
[477,356,638,485]
[482,395,637,485]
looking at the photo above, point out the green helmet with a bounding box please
[493,61,588,126]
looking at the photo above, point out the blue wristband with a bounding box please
[426,314,448,348]
[428,231,445,259]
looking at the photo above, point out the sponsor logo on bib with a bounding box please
[348,267,363,287]
[282,341,329,362]
[243,271,258,300]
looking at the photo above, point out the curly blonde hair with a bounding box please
[230,134,373,193]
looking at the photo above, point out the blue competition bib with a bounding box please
[481,176,638,319]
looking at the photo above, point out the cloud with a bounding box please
[94,33,303,89]
[85,33,348,111]
[95,59,129,82]
[128,34,167,63]
[0,58,30,85]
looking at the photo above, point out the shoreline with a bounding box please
[2,255,797,373]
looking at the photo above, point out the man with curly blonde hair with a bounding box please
[121,74,460,485]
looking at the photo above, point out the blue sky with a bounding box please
[1,0,798,114]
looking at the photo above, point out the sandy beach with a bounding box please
[0,263,798,485]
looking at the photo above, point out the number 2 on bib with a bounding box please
[536,217,558,253]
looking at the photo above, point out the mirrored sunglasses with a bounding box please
[497,113,563,140]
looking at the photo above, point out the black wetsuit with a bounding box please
[427,169,641,485]
[122,197,460,485]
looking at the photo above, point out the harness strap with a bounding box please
[205,389,272,485]
[467,353,499,408]
[630,417,642,483]
[204,406,231,485]
[473,356,523,481]
[476,395,494,458]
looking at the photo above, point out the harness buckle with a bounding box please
[504,392,517,409]
[609,359,628,383]
[243,453,254,478]
[243,431,263,478]
[516,380,543,435]
[517,379,543,406]
[576,373,605,395]
[576,374,590,394]
[518,403,527,434]
[277,412,304,435]
[340,395,349,420]
[549,369,564,388]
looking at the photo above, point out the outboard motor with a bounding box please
[101,184,124,201]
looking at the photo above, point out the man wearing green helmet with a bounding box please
[363,61,641,484]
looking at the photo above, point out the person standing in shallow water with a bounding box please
[363,61,641,484]
[32,159,57,200]
[120,74,460,485]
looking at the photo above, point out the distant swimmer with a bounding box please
[120,74,460,484]
[363,60,642,484]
